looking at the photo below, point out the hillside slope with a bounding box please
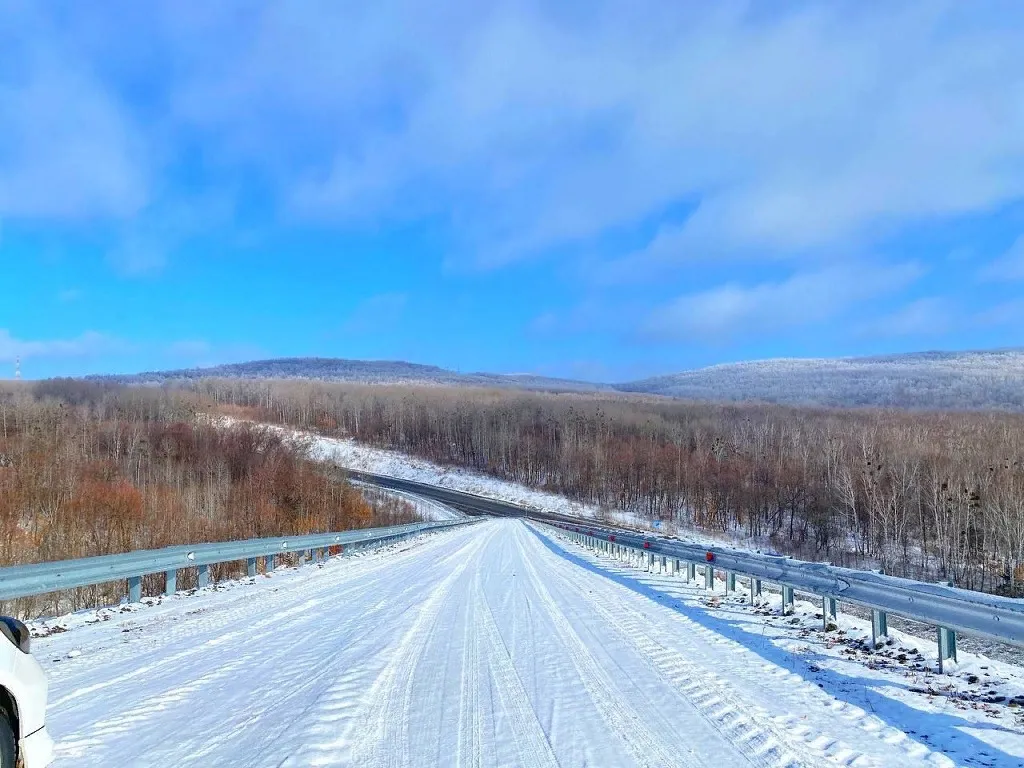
[87,349,1024,410]
[90,357,610,394]
[620,350,1024,410]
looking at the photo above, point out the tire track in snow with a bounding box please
[538,523,954,768]
[339,522,498,767]
[47,524,488,767]
[525,528,823,767]
[456,583,485,768]
[273,524,497,767]
[48,528,470,714]
[55,548,447,764]
[513,523,708,768]
[473,570,559,768]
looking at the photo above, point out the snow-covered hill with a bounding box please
[88,348,1024,410]
[620,349,1024,410]
[88,357,611,394]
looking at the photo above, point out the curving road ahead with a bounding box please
[37,518,953,767]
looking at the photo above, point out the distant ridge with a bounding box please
[86,349,1024,410]
[88,357,611,394]
[617,349,1024,410]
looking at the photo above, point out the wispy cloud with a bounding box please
[7,1,1022,274]
[0,3,147,221]
[978,236,1024,282]
[163,340,266,368]
[167,2,1024,270]
[975,299,1024,328]
[640,262,924,342]
[0,329,132,363]
[341,293,408,334]
[855,297,954,338]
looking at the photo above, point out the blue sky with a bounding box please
[2,0,1024,382]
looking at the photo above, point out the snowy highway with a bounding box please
[35,518,983,767]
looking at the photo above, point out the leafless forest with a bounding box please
[0,380,414,615]
[194,378,1024,596]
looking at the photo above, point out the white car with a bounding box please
[0,617,53,767]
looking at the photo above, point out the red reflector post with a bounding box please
[705,551,715,562]
[609,535,616,542]
[643,541,651,549]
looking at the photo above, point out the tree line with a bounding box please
[0,380,414,616]
[192,378,1024,596]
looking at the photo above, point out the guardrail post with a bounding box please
[725,572,736,593]
[704,564,714,590]
[165,569,177,596]
[128,575,142,603]
[660,555,667,574]
[822,596,838,629]
[871,610,888,646]
[198,564,210,588]
[687,562,696,582]
[781,585,794,614]
[247,558,257,578]
[750,578,761,602]
[670,558,679,576]
[265,555,275,572]
[937,627,957,672]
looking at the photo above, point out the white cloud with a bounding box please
[162,340,266,368]
[341,293,409,334]
[855,297,954,338]
[107,238,168,276]
[0,329,132,363]
[7,0,1024,282]
[641,262,923,341]
[105,195,236,276]
[153,1,1024,267]
[166,340,214,358]
[975,299,1024,327]
[979,236,1024,281]
[0,3,148,221]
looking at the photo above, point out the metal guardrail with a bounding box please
[0,519,471,603]
[348,469,1024,671]
[544,522,1024,669]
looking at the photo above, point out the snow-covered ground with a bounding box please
[30,517,1024,767]
[218,417,748,548]
[353,481,467,522]
[299,429,602,519]
[546,524,1024,767]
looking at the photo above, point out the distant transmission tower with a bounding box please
[14,357,20,381]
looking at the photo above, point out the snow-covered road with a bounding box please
[37,519,974,767]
